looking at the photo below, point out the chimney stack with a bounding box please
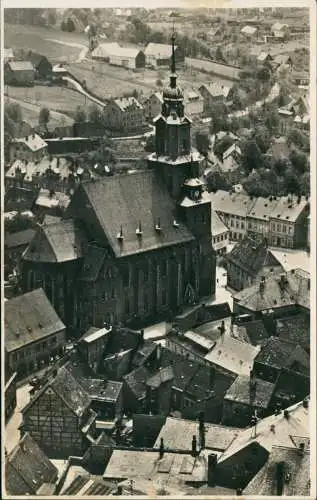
[199,419,206,450]
[299,442,305,457]
[159,438,164,459]
[236,489,243,496]
[207,454,217,487]
[191,435,198,457]
[283,410,290,420]
[303,398,309,409]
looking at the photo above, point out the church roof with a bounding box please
[73,171,195,258]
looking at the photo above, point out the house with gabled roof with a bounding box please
[4,60,35,86]
[5,433,58,496]
[5,288,66,378]
[20,366,99,458]
[144,42,184,68]
[271,22,290,40]
[9,133,47,162]
[103,96,145,133]
[268,194,309,249]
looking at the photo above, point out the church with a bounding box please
[21,35,216,334]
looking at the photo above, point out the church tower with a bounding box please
[147,32,205,200]
[148,33,216,301]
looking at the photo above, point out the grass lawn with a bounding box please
[66,58,229,101]
[4,96,74,128]
[5,85,92,117]
[4,23,88,63]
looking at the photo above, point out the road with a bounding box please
[62,75,106,108]
[5,95,74,126]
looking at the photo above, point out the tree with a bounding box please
[257,65,271,82]
[6,102,22,123]
[287,128,309,152]
[74,106,87,123]
[213,136,234,159]
[241,139,262,174]
[284,166,300,194]
[66,17,76,32]
[39,107,50,127]
[215,46,225,62]
[206,170,230,192]
[88,104,102,124]
[144,134,155,152]
[253,126,270,153]
[273,157,289,176]
[156,78,163,87]
[195,132,210,156]
[299,172,310,195]
[289,149,308,174]
[210,103,229,134]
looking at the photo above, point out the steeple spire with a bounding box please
[170,29,177,89]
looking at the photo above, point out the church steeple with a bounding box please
[170,31,177,89]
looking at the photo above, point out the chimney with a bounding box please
[49,188,55,198]
[276,461,286,495]
[299,442,305,456]
[303,398,309,409]
[155,218,161,232]
[117,225,124,241]
[236,489,243,496]
[156,342,162,364]
[283,410,290,420]
[139,329,144,347]
[199,419,206,450]
[136,221,142,237]
[218,320,225,336]
[280,273,287,288]
[116,485,123,495]
[259,276,265,293]
[25,136,28,142]
[191,435,198,456]
[207,454,217,487]
[159,438,164,459]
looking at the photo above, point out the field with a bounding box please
[4,23,87,63]
[5,85,92,117]
[66,58,233,101]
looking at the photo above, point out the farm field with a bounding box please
[66,58,234,101]
[5,85,93,117]
[4,23,87,63]
[4,96,74,129]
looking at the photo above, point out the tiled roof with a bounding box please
[159,347,200,391]
[7,61,34,71]
[199,82,231,98]
[23,218,86,263]
[247,196,281,221]
[35,189,70,210]
[114,96,143,111]
[79,378,122,402]
[224,375,275,408]
[273,53,292,65]
[222,143,241,160]
[5,288,65,352]
[123,365,151,399]
[208,189,254,217]
[241,25,258,35]
[154,417,240,452]
[234,268,310,312]
[204,334,261,376]
[243,445,310,496]
[212,211,229,236]
[80,325,111,344]
[6,433,58,495]
[108,46,144,59]
[272,22,289,31]
[144,42,175,57]
[62,474,116,495]
[255,337,310,375]
[132,341,157,368]
[236,320,270,347]
[73,171,194,257]
[6,157,74,182]
[226,236,282,276]
[91,42,120,58]
[219,399,309,463]
[5,229,36,249]
[146,366,174,388]
[276,314,310,352]
[269,195,308,223]
[12,134,46,152]
[106,327,141,354]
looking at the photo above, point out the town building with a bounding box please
[91,42,121,62]
[208,190,254,241]
[5,288,66,378]
[215,399,309,490]
[103,97,145,133]
[5,368,17,421]
[144,42,184,69]
[34,188,70,219]
[273,53,293,69]
[292,70,309,88]
[275,313,310,353]
[45,137,103,155]
[78,325,112,372]
[226,236,283,291]
[4,47,14,63]
[9,134,48,162]
[246,196,281,242]
[240,25,258,38]
[222,373,275,427]
[198,82,233,112]
[233,268,310,319]
[5,228,36,275]
[25,52,52,79]
[212,211,229,256]
[21,366,99,458]
[271,22,290,40]
[108,47,145,69]
[243,443,310,496]
[5,433,58,496]
[22,36,216,332]
[268,195,310,249]
[79,378,123,420]
[4,60,35,86]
